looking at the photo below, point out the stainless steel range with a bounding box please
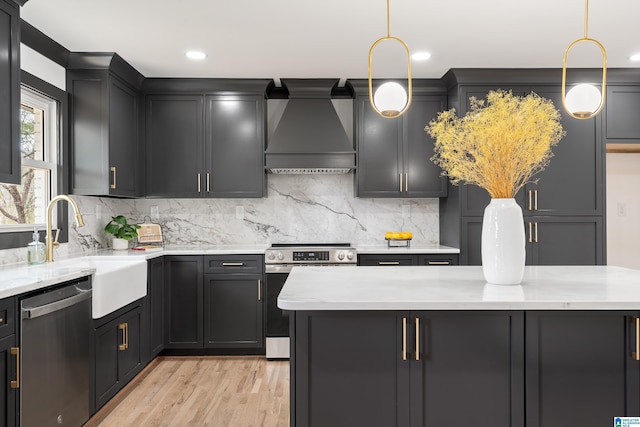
[265,243,357,359]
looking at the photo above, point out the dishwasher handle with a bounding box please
[23,289,92,319]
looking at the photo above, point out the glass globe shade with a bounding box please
[374,82,408,117]
[565,84,602,118]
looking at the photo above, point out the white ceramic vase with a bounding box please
[112,238,129,250]
[481,198,526,285]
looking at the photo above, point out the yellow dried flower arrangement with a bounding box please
[425,90,565,199]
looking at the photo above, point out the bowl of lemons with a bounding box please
[385,231,412,247]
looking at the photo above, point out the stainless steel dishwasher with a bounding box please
[20,278,92,427]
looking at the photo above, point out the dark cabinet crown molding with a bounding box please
[20,19,69,67]
[349,78,446,96]
[67,52,145,88]
[141,78,272,95]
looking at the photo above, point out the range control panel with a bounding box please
[293,251,330,262]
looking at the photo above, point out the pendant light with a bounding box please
[561,0,607,119]
[368,0,412,118]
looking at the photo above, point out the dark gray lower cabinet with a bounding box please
[164,256,204,349]
[292,311,522,427]
[0,297,16,427]
[292,310,640,427]
[147,256,164,359]
[203,273,263,348]
[164,255,265,351]
[93,302,143,411]
[0,335,16,427]
[526,311,640,427]
[525,217,603,265]
[358,254,459,266]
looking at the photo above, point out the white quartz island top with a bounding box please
[278,265,640,311]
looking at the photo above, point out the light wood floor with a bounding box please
[85,356,290,427]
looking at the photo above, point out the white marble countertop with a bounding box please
[278,265,640,311]
[356,244,460,254]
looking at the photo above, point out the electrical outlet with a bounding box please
[95,205,102,220]
[150,205,159,221]
[617,202,627,217]
[402,204,411,217]
[236,206,244,220]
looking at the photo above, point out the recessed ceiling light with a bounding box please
[186,51,207,60]
[412,52,431,61]
[629,53,640,62]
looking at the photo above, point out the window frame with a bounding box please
[0,71,68,250]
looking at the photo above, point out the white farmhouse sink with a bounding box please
[84,256,147,319]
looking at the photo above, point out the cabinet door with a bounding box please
[527,87,602,216]
[146,95,204,197]
[411,311,524,427]
[293,311,410,427]
[118,306,143,384]
[525,217,603,265]
[403,96,447,197]
[108,76,140,196]
[460,217,483,265]
[0,0,19,185]
[526,311,640,426]
[356,96,403,197]
[147,257,164,359]
[203,274,263,348]
[94,320,120,410]
[0,335,16,427]
[205,95,265,198]
[358,254,417,266]
[164,256,203,348]
[604,85,640,144]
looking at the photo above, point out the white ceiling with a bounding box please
[20,0,640,80]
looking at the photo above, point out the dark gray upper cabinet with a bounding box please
[67,53,144,197]
[0,0,20,185]
[205,95,265,198]
[354,81,448,198]
[439,71,606,266]
[146,95,204,198]
[604,85,640,144]
[144,80,269,198]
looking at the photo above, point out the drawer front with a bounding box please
[417,254,460,266]
[0,297,16,339]
[358,254,417,266]
[204,255,264,274]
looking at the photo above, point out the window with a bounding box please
[0,86,58,232]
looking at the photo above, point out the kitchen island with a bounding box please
[279,266,640,427]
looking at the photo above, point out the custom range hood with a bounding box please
[265,79,355,174]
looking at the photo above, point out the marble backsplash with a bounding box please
[0,174,439,265]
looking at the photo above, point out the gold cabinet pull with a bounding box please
[222,262,245,267]
[534,222,538,243]
[427,261,450,265]
[402,317,407,361]
[399,173,403,193]
[110,166,116,189]
[206,173,211,193]
[405,173,408,192]
[258,279,261,301]
[528,222,533,243]
[633,317,640,361]
[197,174,201,193]
[528,190,533,210]
[534,190,538,210]
[379,261,400,265]
[10,347,19,389]
[415,317,420,361]
[119,323,127,351]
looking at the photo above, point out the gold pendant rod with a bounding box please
[386,0,391,37]
[584,0,589,38]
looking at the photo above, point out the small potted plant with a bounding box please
[104,215,140,250]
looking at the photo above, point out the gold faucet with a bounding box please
[45,195,85,262]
